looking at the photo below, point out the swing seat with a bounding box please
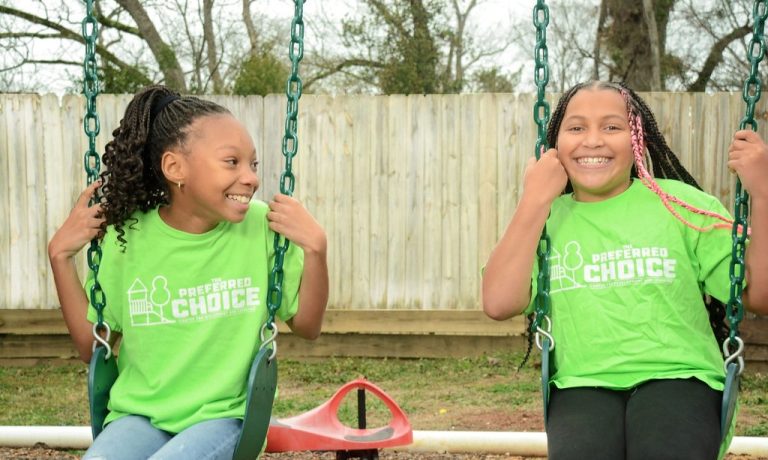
[265,378,413,452]
[232,347,278,460]
[88,345,118,439]
[540,336,553,427]
[720,361,740,443]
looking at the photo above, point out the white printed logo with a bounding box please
[128,277,175,326]
[127,276,260,326]
[549,241,677,292]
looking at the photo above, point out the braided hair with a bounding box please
[99,85,230,249]
[520,80,730,368]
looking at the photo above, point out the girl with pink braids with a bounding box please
[482,81,768,460]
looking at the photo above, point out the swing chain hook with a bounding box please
[260,321,278,362]
[534,314,555,352]
[91,322,113,359]
[722,336,745,375]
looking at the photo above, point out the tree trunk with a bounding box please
[599,0,675,90]
[203,0,224,93]
[242,0,259,54]
[593,0,608,80]
[449,0,478,93]
[642,0,662,90]
[116,0,187,91]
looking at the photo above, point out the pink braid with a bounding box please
[620,89,747,234]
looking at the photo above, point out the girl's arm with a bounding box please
[48,181,106,362]
[483,149,568,320]
[728,130,768,314]
[267,194,329,339]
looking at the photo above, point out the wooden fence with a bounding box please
[2,92,767,311]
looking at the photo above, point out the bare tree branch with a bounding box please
[304,58,385,88]
[94,2,141,37]
[0,32,62,39]
[0,4,150,85]
[115,0,186,91]
[27,59,81,66]
[687,24,751,91]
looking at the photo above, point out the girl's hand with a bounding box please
[267,194,327,254]
[522,148,568,205]
[729,130,768,199]
[48,181,105,262]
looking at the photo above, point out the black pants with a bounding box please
[546,378,722,460]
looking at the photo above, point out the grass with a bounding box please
[1,353,767,437]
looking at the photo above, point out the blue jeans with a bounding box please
[83,415,242,460]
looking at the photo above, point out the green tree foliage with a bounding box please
[100,62,151,94]
[376,0,441,94]
[233,51,289,96]
[341,0,443,94]
[472,66,520,93]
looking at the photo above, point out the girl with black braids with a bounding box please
[483,81,768,460]
[48,85,329,459]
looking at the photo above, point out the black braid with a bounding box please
[519,80,729,368]
[100,84,230,250]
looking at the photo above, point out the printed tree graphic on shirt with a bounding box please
[128,276,175,326]
[550,241,584,293]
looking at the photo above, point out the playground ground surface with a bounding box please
[0,353,766,459]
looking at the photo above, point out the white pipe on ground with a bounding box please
[400,431,547,456]
[0,426,92,449]
[0,427,766,457]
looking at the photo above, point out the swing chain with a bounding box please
[533,0,550,159]
[739,0,768,132]
[265,0,305,340]
[531,0,553,336]
[726,0,768,354]
[82,0,109,350]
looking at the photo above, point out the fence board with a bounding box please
[0,96,10,310]
[439,95,462,308]
[350,96,372,309]
[459,95,481,308]
[369,96,389,308]
[386,95,408,308]
[2,92,767,311]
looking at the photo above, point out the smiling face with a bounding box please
[556,87,635,202]
[163,114,259,233]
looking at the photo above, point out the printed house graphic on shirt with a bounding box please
[128,277,175,326]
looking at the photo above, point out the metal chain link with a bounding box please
[264,0,305,345]
[531,0,553,346]
[725,0,768,370]
[82,0,108,341]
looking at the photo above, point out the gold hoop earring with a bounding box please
[177,181,183,190]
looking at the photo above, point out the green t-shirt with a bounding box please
[527,179,733,391]
[86,201,303,433]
